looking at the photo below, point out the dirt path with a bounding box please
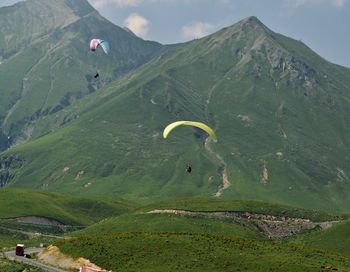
[4,248,65,272]
[0,225,66,240]
[5,245,107,272]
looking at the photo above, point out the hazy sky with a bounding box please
[1,0,349,67]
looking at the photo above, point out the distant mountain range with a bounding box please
[1,0,350,212]
[0,0,166,148]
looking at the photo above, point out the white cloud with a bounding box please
[287,0,348,8]
[182,21,215,39]
[124,13,150,39]
[89,0,141,8]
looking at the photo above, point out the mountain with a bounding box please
[1,15,350,212]
[0,0,166,149]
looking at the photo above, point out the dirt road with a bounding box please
[4,247,67,272]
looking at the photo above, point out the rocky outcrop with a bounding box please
[0,155,24,187]
[260,164,268,185]
[148,209,340,238]
[336,167,349,182]
[38,245,110,272]
[0,131,10,151]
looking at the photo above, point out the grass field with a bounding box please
[0,189,134,225]
[290,220,350,256]
[57,232,350,272]
[55,197,350,271]
[0,256,44,272]
[0,190,349,271]
[0,231,56,249]
[137,197,349,221]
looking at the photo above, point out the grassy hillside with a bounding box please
[138,197,348,221]
[0,188,134,249]
[0,228,57,249]
[55,198,350,271]
[57,232,350,271]
[0,0,165,148]
[72,212,264,240]
[1,16,350,212]
[0,189,133,225]
[0,194,348,271]
[57,197,346,242]
[0,256,44,272]
[291,220,350,255]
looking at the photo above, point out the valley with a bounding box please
[0,190,350,271]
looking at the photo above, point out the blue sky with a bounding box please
[1,0,349,67]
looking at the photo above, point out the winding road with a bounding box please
[4,247,66,272]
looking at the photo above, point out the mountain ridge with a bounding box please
[0,0,167,149]
[1,9,350,212]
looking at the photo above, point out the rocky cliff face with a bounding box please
[0,155,24,187]
[0,132,9,151]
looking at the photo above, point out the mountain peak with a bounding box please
[3,0,95,20]
[208,16,269,42]
[239,16,263,26]
[0,0,96,51]
[62,0,95,17]
[24,0,95,17]
[230,16,269,35]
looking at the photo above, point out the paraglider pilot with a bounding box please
[94,73,99,79]
[186,164,192,173]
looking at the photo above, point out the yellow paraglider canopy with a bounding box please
[163,121,217,142]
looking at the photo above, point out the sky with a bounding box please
[0,0,349,67]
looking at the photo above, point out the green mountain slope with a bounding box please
[55,199,350,271]
[1,17,350,212]
[291,220,350,255]
[57,232,350,272]
[0,0,165,148]
[72,197,347,237]
[0,188,133,225]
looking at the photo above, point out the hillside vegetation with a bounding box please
[57,231,350,271]
[0,1,350,215]
[290,220,350,255]
[0,0,165,148]
[0,2,349,271]
[1,16,350,212]
[0,189,133,225]
[0,191,349,271]
[0,256,43,272]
